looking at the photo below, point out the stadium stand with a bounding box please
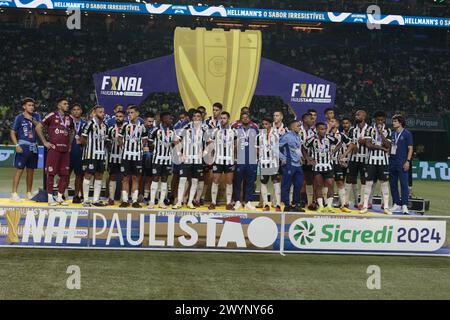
[0,9,449,134]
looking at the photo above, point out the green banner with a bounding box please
[412,160,450,181]
[0,145,16,167]
[0,145,44,168]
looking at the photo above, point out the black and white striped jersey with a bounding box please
[81,118,107,161]
[348,124,371,163]
[145,125,158,138]
[330,131,351,165]
[300,125,316,141]
[210,126,237,165]
[305,134,338,172]
[235,126,259,165]
[365,125,392,165]
[272,122,288,136]
[107,124,124,164]
[118,122,147,161]
[176,122,209,165]
[149,125,176,165]
[256,129,280,169]
[300,125,317,158]
[145,125,158,162]
[205,116,221,129]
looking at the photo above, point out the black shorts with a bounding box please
[152,163,172,178]
[260,175,279,184]
[313,170,334,180]
[212,164,235,174]
[143,166,153,177]
[180,164,203,179]
[277,165,283,176]
[120,159,143,176]
[365,164,389,181]
[108,162,121,175]
[82,159,105,174]
[347,161,366,178]
[172,164,182,175]
[69,151,83,175]
[143,156,153,177]
[333,164,346,181]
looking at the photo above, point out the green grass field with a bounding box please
[0,168,449,300]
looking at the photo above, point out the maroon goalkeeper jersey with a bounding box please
[42,111,74,152]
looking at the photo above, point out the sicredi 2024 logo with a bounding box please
[100,76,144,97]
[288,218,446,252]
[291,220,316,246]
[291,83,332,104]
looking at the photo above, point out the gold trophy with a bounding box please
[174,27,262,121]
[6,209,21,243]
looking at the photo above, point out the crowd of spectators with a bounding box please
[0,12,449,131]
[263,27,450,119]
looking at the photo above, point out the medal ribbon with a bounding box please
[114,124,120,139]
[129,123,140,140]
[375,125,384,144]
[242,127,250,142]
[58,112,68,130]
[223,128,227,145]
[159,124,170,143]
[24,115,33,138]
[394,128,404,146]
[359,123,367,140]
[265,129,271,147]
[192,122,201,142]
[318,137,326,152]
[74,120,81,135]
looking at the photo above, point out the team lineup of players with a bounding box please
[10,97,413,214]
